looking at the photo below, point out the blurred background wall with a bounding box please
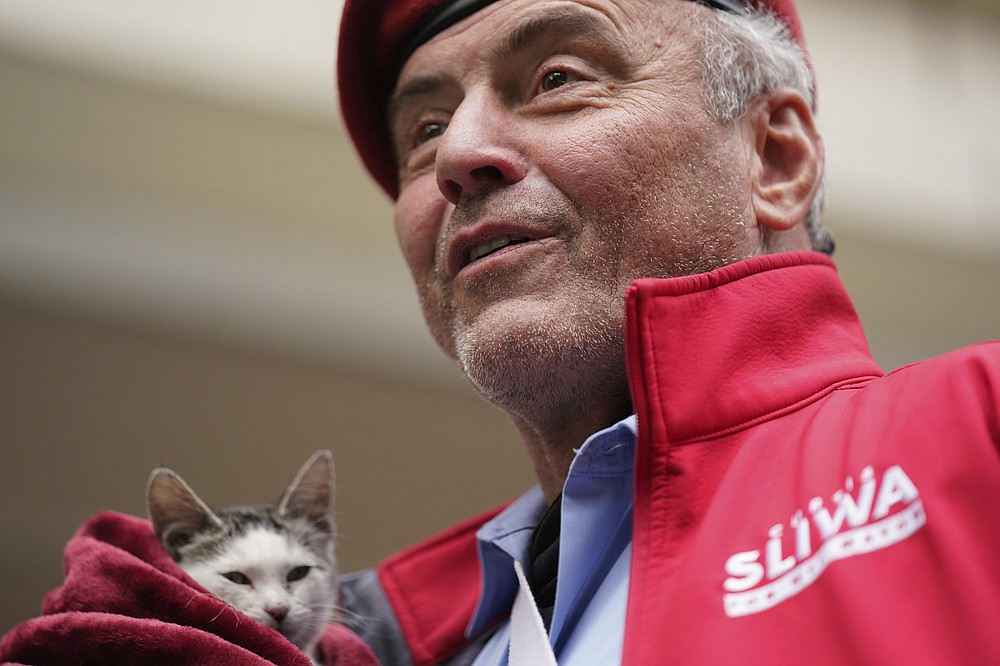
[1,0,998,634]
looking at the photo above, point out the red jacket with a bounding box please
[374,252,1000,664]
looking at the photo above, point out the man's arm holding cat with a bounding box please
[0,511,379,666]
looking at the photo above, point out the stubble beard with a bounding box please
[453,289,627,425]
[432,190,632,424]
[445,187,752,426]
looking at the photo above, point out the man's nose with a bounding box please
[435,94,527,204]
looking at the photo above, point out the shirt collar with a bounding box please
[466,415,637,637]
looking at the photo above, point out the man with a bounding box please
[334,0,1000,663]
[1,0,997,664]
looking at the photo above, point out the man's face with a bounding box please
[389,0,761,410]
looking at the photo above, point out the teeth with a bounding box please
[468,236,526,262]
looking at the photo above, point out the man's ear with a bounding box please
[744,89,824,234]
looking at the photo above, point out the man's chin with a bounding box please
[453,309,622,412]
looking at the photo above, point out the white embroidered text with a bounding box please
[722,465,925,617]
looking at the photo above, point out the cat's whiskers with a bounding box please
[207,601,244,629]
[335,605,379,633]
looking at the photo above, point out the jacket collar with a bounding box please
[624,252,884,445]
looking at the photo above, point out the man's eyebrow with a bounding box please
[388,74,449,131]
[493,9,620,63]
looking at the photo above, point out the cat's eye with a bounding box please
[286,566,311,583]
[222,571,252,585]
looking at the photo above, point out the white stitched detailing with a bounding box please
[723,499,926,617]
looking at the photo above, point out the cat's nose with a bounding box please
[266,605,289,624]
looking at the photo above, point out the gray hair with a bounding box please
[693,8,834,254]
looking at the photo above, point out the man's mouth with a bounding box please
[467,235,531,263]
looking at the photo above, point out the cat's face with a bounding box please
[147,449,337,657]
[180,521,335,651]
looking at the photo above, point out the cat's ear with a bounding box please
[277,449,334,534]
[147,467,224,558]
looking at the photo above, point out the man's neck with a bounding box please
[512,396,632,502]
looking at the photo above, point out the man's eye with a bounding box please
[539,69,577,93]
[416,122,446,146]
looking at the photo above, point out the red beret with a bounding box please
[337,0,808,199]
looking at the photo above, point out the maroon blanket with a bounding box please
[0,511,379,665]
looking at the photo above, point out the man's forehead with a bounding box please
[399,2,626,79]
[402,0,746,67]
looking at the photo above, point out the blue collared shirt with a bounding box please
[468,416,636,665]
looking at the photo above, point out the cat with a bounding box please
[147,449,337,664]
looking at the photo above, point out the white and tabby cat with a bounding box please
[147,449,337,663]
